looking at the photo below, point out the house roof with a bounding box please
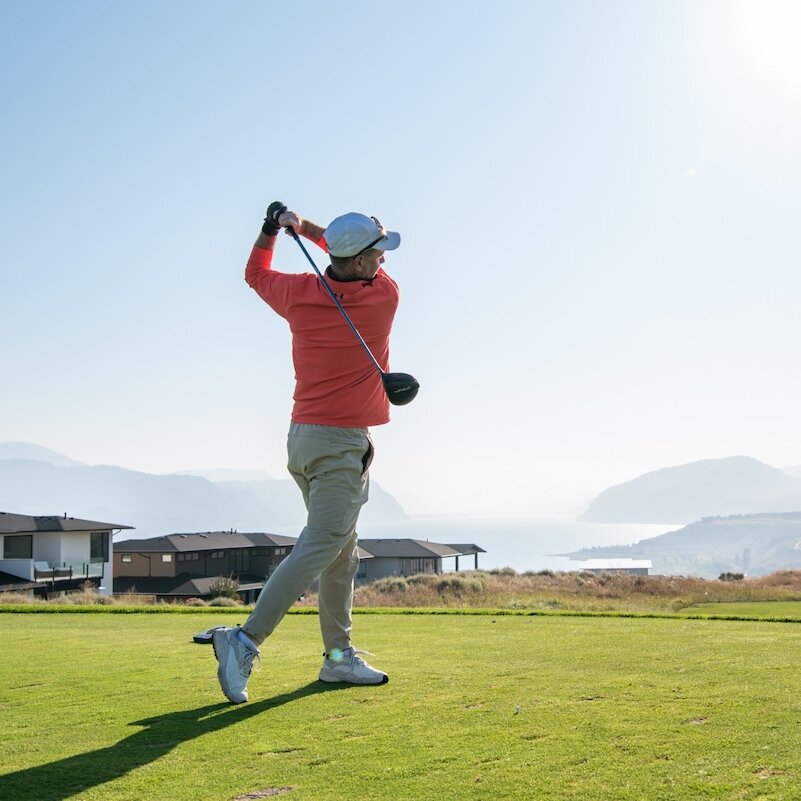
[356,545,374,560]
[444,543,486,555]
[357,539,480,558]
[114,533,483,562]
[114,531,297,553]
[113,572,270,596]
[0,512,133,534]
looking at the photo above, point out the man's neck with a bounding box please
[327,265,361,282]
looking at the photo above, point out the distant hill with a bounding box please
[579,456,801,524]
[784,465,801,479]
[0,443,407,538]
[173,468,274,483]
[0,442,83,467]
[566,512,801,578]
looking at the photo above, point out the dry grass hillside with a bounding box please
[329,568,801,613]
[4,569,801,613]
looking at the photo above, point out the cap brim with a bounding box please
[374,231,401,252]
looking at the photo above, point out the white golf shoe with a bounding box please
[319,647,388,685]
[212,627,260,704]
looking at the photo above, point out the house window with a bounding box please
[162,554,172,563]
[90,532,109,563]
[121,554,132,563]
[3,535,32,559]
[276,548,286,555]
[400,558,436,576]
[210,551,224,559]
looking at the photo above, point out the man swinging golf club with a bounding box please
[210,201,416,703]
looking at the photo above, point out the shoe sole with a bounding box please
[195,626,226,645]
[318,670,389,685]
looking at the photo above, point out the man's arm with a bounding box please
[245,205,327,314]
[276,212,327,251]
[247,207,327,278]
[253,204,327,252]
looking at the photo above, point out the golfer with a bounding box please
[212,202,403,703]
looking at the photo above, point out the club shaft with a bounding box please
[287,228,384,375]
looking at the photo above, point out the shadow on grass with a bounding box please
[0,680,352,801]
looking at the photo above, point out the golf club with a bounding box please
[286,227,420,406]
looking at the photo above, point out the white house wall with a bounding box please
[0,558,32,580]
[60,532,91,564]
[32,532,62,564]
[103,538,113,596]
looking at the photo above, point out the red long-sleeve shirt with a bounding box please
[245,241,399,428]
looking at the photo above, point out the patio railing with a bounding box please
[33,561,104,582]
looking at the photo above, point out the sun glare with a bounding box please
[731,0,801,92]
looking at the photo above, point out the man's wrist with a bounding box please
[300,220,325,242]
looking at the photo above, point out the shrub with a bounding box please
[208,596,241,607]
[92,594,116,605]
[436,576,483,594]
[208,575,240,599]
[406,574,437,587]
[370,576,409,594]
[183,597,207,607]
[538,598,563,609]
[719,572,745,582]
[113,592,155,605]
[758,571,801,588]
[0,593,38,605]
[50,591,115,605]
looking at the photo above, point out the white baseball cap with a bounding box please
[324,212,401,258]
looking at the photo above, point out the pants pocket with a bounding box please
[361,440,374,475]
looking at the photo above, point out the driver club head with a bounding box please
[382,372,420,406]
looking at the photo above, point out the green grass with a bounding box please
[682,600,801,619]
[1,612,800,800]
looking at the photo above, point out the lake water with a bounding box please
[360,516,681,573]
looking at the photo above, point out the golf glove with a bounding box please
[262,201,288,236]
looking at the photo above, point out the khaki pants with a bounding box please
[242,423,373,653]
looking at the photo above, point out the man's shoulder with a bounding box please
[268,271,319,288]
[375,268,400,297]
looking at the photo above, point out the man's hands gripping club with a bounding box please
[262,201,302,237]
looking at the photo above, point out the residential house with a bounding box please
[356,539,486,583]
[113,531,298,602]
[0,512,133,597]
[112,532,487,601]
[578,558,653,576]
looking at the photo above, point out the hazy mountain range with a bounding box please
[0,442,406,539]
[567,512,801,578]
[6,443,801,576]
[572,455,801,577]
[580,456,801,524]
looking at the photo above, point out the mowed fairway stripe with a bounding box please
[0,612,799,801]
[682,600,801,619]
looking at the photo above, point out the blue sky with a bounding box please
[2,1,800,516]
